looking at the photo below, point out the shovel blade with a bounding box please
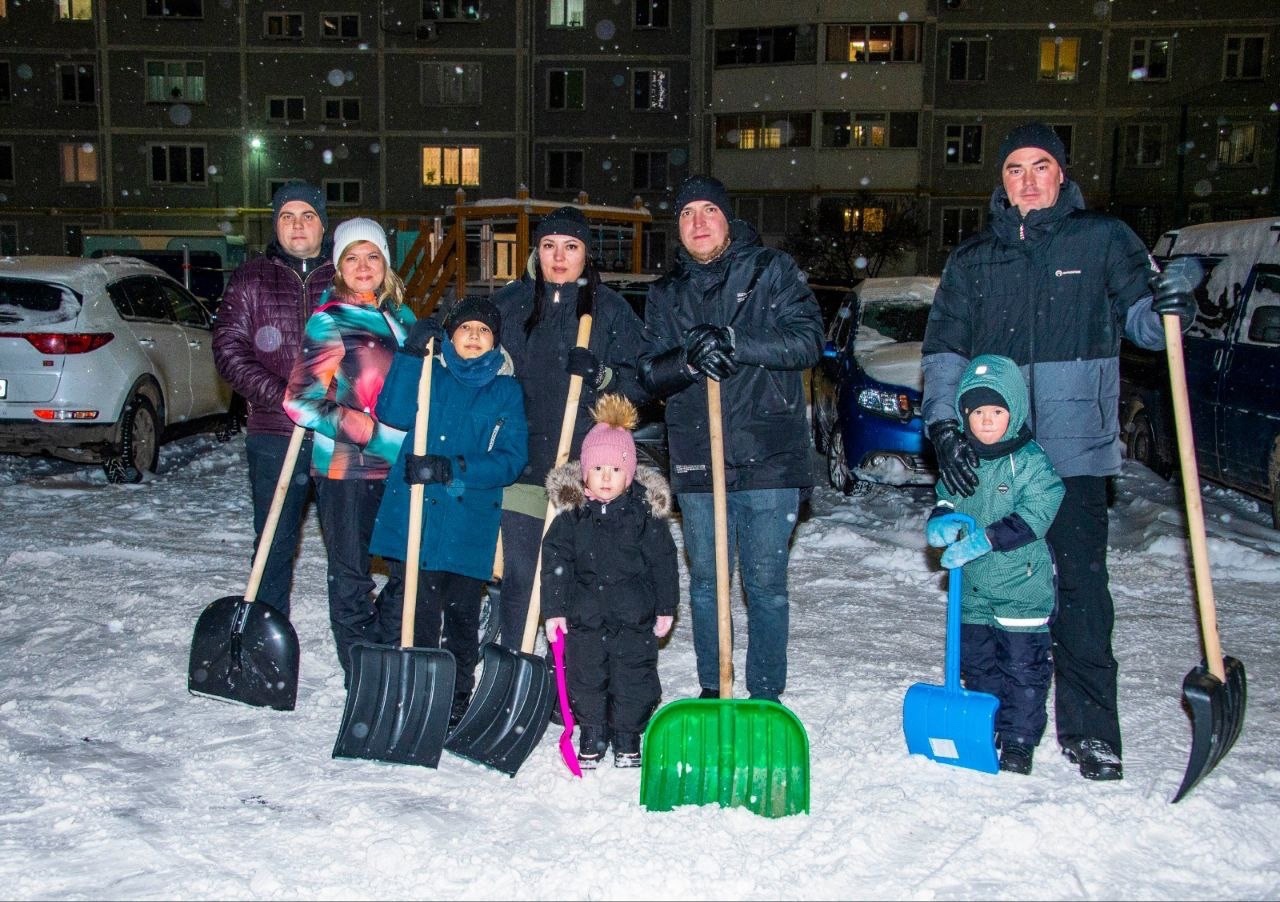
[188,595,299,711]
[902,681,1000,774]
[639,699,810,818]
[1173,655,1247,803]
[333,642,457,769]
[443,643,554,776]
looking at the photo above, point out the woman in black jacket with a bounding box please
[490,206,648,649]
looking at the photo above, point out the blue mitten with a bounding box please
[941,529,993,569]
[926,511,969,548]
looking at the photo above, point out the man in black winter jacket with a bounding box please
[921,123,1197,781]
[639,175,822,702]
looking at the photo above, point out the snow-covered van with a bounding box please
[1120,217,1280,527]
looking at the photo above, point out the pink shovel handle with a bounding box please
[550,628,582,778]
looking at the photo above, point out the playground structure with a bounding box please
[392,186,654,318]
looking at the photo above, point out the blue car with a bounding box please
[811,277,939,494]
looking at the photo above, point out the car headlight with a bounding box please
[856,387,911,418]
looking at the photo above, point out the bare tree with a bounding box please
[783,194,930,281]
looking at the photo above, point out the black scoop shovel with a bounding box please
[1158,257,1247,802]
[188,425,305,711]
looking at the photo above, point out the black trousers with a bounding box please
[314,477,390,682]
[566,624,661,736]
[497,508,543,651]
[961,624,1053,747]
[381,565,485,699]
[1047,475,1121,754]
[245,432,314,617]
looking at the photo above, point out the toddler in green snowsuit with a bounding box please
[927,354,1064,775]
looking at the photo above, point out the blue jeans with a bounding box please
[245,432,314,617]
[679,488,798,700]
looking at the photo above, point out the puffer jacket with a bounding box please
[922,179,1166,478]
[639,219,823,493]
[932,354,1065,631]
[369,346,527,581]
[540,462,678,630]
[282,295,414,479]
[491,276,647,488]
[212,241,335,437]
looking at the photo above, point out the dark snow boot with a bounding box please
[448,692,471,731]
[1062,738,1123,781]
[578,724,609,769]
[698,687,719,699]
[999,742,1034,775]
[612,731,641,768]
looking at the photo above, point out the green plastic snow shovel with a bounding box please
[640,379,810,818]
[333,339,457,768]
[901,514,1000,775]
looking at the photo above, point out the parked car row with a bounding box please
[0,256,235,482]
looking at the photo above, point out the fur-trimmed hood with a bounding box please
[545,461,672,518]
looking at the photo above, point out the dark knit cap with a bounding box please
[998,122,1068,170]
[272,180,328,230]
[444,296,502,344]
[533,206,591,244]
[960,386,1009,417]
[674,174,732,216]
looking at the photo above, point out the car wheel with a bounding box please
[479,579,501,647]
[826,427,857,496]
[1128,408,1172,481]
[1270,444,1280,531]
[104,395,160,484]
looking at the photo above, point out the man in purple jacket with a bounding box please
[213,181,334,616]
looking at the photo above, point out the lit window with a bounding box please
[1216,123,1256,166]
[145,60,205,103]
[825,24,920,63]
[1039,37,1080,81]
[549,0,582,28]
[842,206,885,232]
[421,145,480,186]
[422,0,480,22]
[57,0,92,20]
[60,142,99,184]
[632,69,668,111]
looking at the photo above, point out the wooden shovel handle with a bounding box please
[520,314,594,654]
[244,424,307,603]
[401,338,435,649]
[708,379,734,698]
[1164,315,1226,682]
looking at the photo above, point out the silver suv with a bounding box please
[0,256,233,481]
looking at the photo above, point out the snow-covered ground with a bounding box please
[1,433,1277,900]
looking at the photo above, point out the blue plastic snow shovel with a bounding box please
[902,514,999,774]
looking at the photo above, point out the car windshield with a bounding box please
[858,300,930,345]
[0,278,82,327]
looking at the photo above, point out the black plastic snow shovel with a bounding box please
[640,379,811,818]
[188,425,305,711]
[901,513,1000,774]
[442,315,594,775]
[333,340,457,768]
[1159,270,1247,802]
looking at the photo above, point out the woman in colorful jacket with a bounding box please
[283,218,413,685]
[369,297,528,725]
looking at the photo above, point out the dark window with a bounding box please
[632,69,668,111]
[0,223,16,256]
[548,69,584,110]
[635,0,669,29]
[715,26,814,67]
[1129,37,1170,81]
[145,0,202,17]
[1124,124,1164,167]
[58,62,95,104]
[632,150,668,190]
[941,207,982,247]
[265,12,303,38]
[943,124,982,166]
[1224,35,1266,80]
[948,38,987,81]
[267,96,305,121]
[159,280,210,328]
[0,144,13,181]
[323,97,361,121]
[422,0,480,21]
[321,12,360,38]
[325,179,361,205]
[150,144,206,184]
[547,149,583,191]
[0,63,11,103]
[1050,124,1074,165]
[119,278,173,321]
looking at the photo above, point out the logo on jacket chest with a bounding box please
[996,482,1010,494]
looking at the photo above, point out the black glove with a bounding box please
[1149,261,1199,331]
[684,324,738,381]
[403,453,452,485]
[927,419,979,498]
[566,347,600,382]
[404,317,446,357]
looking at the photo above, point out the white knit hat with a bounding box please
[331,217,390,268]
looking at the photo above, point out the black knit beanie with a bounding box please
[674,174,732,216]
[533,206,591,244]
[271,180,328,230]
[960,386,1009,417]
[444,296,502,344]
[997,123,1068,170]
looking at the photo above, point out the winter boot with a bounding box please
[612,731,641,768]
[1062,738,1123,781]
[577,724,609,769]
[448,692,471,731]
[698,687,719,699]
[999,742,1034,775]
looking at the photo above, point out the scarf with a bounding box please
[441,339,504,388]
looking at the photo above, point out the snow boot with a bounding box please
[1063,738,1123,781]
[698,687,719,699]
[999,742,1034,775]
[612,731,641,768]
[577,724,609,769]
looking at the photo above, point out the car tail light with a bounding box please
[34,409,100,421]
[0,332,114,354]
